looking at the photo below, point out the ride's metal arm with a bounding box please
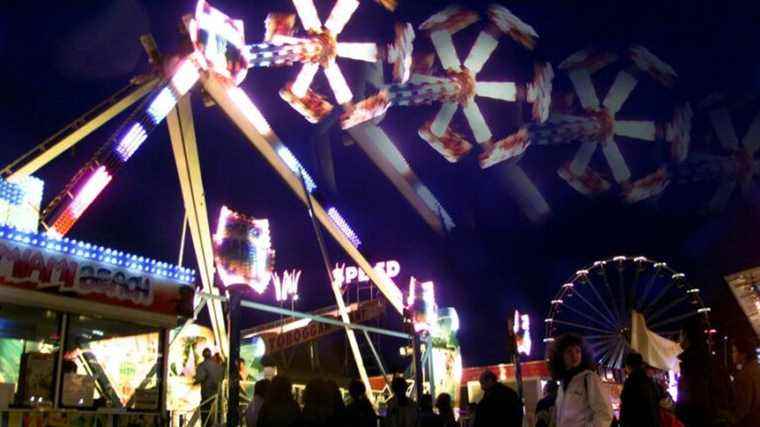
[347,123,453,235]
[200,73,405,314]
[3,78,159,180]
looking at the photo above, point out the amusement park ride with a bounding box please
[0,0,419,404]
[5,1,760,425]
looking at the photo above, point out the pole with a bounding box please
[411,328,423,403]
[227,288,243,427]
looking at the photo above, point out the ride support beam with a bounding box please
[167,93,229,356]
[3,78,159,179]
[200,73,405,314]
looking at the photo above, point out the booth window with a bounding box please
[0,302,61,408]
[62,315,163,410]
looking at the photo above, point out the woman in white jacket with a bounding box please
[549,334,613,427]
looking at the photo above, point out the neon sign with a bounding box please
[332,260,400,287]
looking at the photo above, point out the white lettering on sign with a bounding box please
[332,260,401,287]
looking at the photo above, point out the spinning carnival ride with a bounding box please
[341,4,555,223]
[669,93,760,213]
[1,0,413,397]
[544,256,711,370]
[529,46,692,204]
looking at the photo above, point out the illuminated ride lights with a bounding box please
[668,93,760,213]
[340,4,553,223]
[544,256,710,370]
[407,277,437,333]
[190,0,383,124]
[43,57,202,236]
[213,206,275,293]
[40,1,362,248]
[528,45,692,203]
[342,4,551,168]
[0,223,195,284]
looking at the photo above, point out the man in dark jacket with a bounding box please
[473,370,522,427]
[676,318,733,427]
[619,352,660,427]
[732,337,760,427]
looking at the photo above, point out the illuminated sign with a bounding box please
[513,310,532,356]
[0,224,195,317]
[258,300,385,354]
[272,269,301,302]
[332,260,400,287]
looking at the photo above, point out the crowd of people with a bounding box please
[197,316,760,427]
[242,375,463,427]
[536,317,760,427]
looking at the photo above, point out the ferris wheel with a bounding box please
[544,256,711,370]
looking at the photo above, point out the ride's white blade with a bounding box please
[291,62,320,97]
[567,69,600,110]
[709,180,737,212]
[336,42,379,62]
[602,70,638,114]
[293,0,322,32]
[462,101,492,144]
[324,0,359,35]
[324,60,353,104]
[602,137,632,182]
[463,30,498,74]
[569,140,597,175]
[475,81,517,102]
[430,102,458,136]
[430,30,461,72]
[614,120,657,141]
[499,164,551,223]
[742,111,760,154]
[708,108,740,151]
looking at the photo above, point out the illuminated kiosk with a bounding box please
[0,223,195,426]
[0,2,423,423]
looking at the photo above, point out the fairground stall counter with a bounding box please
[0,223,195,426]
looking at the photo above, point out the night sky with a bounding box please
[1,0,760,368]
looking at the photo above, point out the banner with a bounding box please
[0,236,194,318]
[258,300,385,354]
[630,311,682,372]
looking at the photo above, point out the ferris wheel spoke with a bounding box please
[551,319,615,335]
[612,337,628,370]
[560,302,618,331]
[647,294,692,324]
[629,267,641,318]
[568,290,617,328]
[644,278,677,318]
[637,267,662,311]
[617,266,629,324]
[585,334,619,340]
[648,310,698,330]
[600,268,624,322]
[584,275,620,325]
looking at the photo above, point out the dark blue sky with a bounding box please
[1,0,759,367]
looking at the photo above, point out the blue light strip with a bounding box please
[0,224,195,284]
[0,179,23,206]
[273,144,362,247]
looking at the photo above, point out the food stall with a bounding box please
[0,223,195,426]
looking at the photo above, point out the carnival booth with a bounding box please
[0,186,195,426]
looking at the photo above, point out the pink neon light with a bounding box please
[71,166,113,218]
